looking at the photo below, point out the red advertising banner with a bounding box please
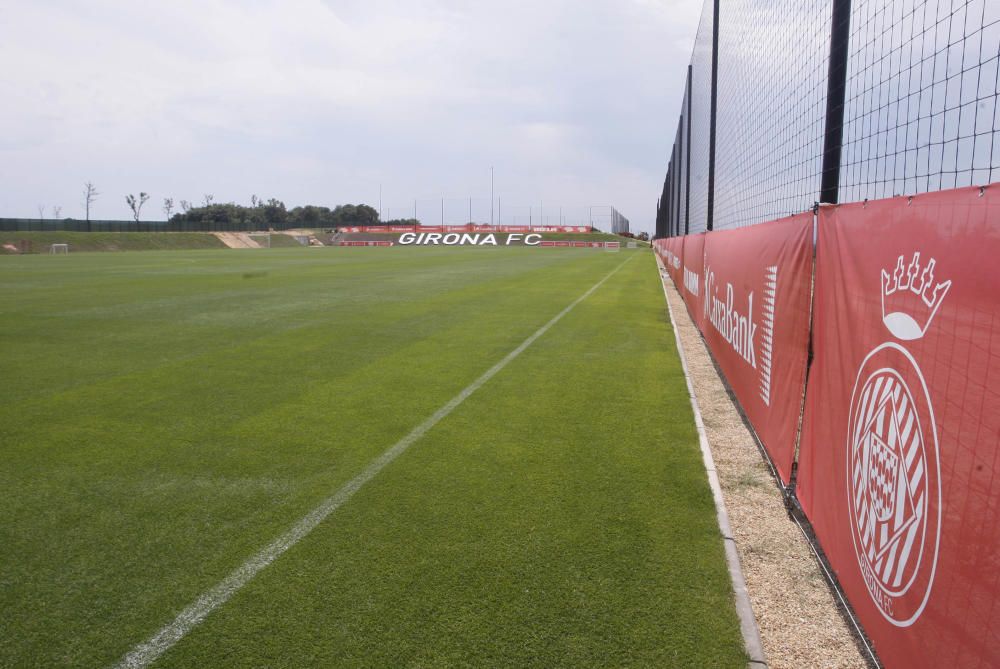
[653,239,668,278]
[338,241,393,247]
[338,225,592,234]
[529,225,591,233]
[700,214,813,484]
[797,185,1000,668]
[681,233,705,327]
[666,237,683,289]
[539,241,612,248]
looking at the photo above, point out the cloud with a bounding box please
[0,0,700,231]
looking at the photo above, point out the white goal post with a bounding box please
[49,243,69,254]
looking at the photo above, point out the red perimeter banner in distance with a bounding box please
[798,185,1000,668]
[681,233,705,327]
[340,225,592,234]
[654,239,675,285]
[539,241,608,247]
[700,214,812,484]
[669,237,684,289]
[661,238,675,287]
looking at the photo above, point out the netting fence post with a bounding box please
[685,64,693,235]
[705,0,720,231]
[819,0,852,204]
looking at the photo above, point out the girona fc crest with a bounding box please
[846,253,946,626]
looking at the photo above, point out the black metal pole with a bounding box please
[820,0,852,204]
[685,64,693,235]
[670,145,678,236]
[675,120,682,235]
[706,0,720,231]
[666,158,674,237]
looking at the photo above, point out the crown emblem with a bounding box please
[881,253,951,340]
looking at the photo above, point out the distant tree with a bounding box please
[163,197,174,220]
[83,182,99,221]
[203,194,214,207]
[170,200,379,231]
[52,205,62,219]
[289,205,336,228]
[259,198,287,228]
[331,204,379,227]
[126,192,150,222]
[37,204,45,220]
[636,231,649,241]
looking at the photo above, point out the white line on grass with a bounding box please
[116,253,635,669]
[654,255,767,666]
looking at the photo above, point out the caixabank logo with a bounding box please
[846,252,949,626]
[702,264,778,407]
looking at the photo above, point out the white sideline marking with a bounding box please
[116,254,635,669]
[655,255,767,666]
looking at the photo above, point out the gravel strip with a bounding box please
[660,270,867,669]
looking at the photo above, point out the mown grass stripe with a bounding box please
[115,254,634,669]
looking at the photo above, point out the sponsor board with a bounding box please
[653,237,683,288]
[665,242,682,285]
[680,233,705,327]
[699,214,812,483]
[661,188,1000,666]
[340,225,593,234]
[397,233,541,246]
[540,241,617,248]
[798,185,1000,667]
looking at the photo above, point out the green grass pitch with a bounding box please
[0,246,745,667]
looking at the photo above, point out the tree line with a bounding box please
[168,197,382,229]
[31,183,391,228]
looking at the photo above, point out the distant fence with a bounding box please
[339,224,594,234]
[0,218,305,233]
[655,183,1000,668]
[0,220,598,235]
[337,240,621,249]
[656,0,1000,237]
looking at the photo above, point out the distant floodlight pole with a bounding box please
[469,197,472,224]
[379,184,382,222]
[441,197,444,225]
[490,166,494,227]
[414,199,417,221]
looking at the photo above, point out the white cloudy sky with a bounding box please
[0,0,700,232]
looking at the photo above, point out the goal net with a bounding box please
[49,243,69,254]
